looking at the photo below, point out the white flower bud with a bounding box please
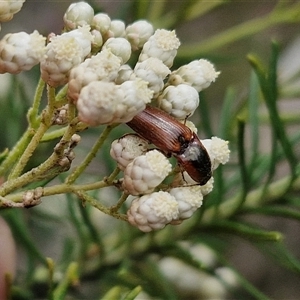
[215,267,239,289]
[0,0,25,22]
[201,137,230,170]
[0,30,46,74]
[62,25,93,57]
[127,191,179,232]
[134,57,170,95]
[139,29,180,67]
[126,20,154,50]
[158,84,199,119]
[122,150,172,196]
[63,1,94,30]
[102,37,131,64]
[77,78,152,125]
[110,134,148,170]
[118,79,153,121]
[107,19,126,38]
[176,172,214,196]
[77,81,120,125]
[68,48,122,102]
[92,13,111,36]
[90,29,103,52]
[183,120,198,134]
[168,59,220,92]
[40,26,93,87]
[200,176,214,196]
[189,242,217,268]
[159,257,206,295]
[169,186,203,219]
[114,64,136,84]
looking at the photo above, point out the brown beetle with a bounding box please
[127,105,212,185]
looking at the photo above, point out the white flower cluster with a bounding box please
[40,25,93,87]
[0,30,46,74]
[0,1,220,125]
[0,0,25,24]
[0,1,227,232]
[110,134,149,171]
[111,133,229,232]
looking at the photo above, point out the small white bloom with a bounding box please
[102,37,131,64]
[183,120,198,134]
[201,137,230,170]
[119,78,153,121]
[139,29,180,67]
[114,64,136,84]
[77,79,152,125]
[158,84,199,119]
[107,19,126,38]
[159,256,231,298]
[215,267,239,289]
[0,30,46,74]
[168,59,220,92]
[200,176,214,195]
[159,257,206,295]
[176,172,214,196]
[169,186,203,219]
[127,191,179,232]
[188,242,217,268]
[134,57,170,95]
[0,0,25,22]
[77,81,122,125]
[122,150,172,196]
[197,274,229,299]
[68,48,122,102]
[40,26,93,87]
[110,134,149,170]
[126,20,154,50]
[63,1,94,30]
[92,13,111,36]
[62,25,93,57]
[76,81,117,125]
[90,29,103,52]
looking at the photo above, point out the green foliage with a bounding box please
[0,1,300,299]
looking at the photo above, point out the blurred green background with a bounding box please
[0,1,300,299]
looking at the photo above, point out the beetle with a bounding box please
[126,105,212,185]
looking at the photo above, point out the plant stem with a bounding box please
[8,86,57,179]
[0,118,81,196]
[0,129,35,176]
[27,77,45,127]
[66,123,119,184]
[4,178,114,203]
[74,190,128,221]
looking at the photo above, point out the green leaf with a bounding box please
[236,118,249,208]
[197,94,213,137]
[206,219,282,242]
[248,43,298,180]
[3,210,47,265]
[248,71,260,170]
[256,241,300,275]
[244,205,300,222]
[123,285,143,300]
[100,286,122,300]
[52,262,79,300]
[218,86,236,139]
[184,0,227,22]
[122,258,179,299]
[227,267,271,300]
